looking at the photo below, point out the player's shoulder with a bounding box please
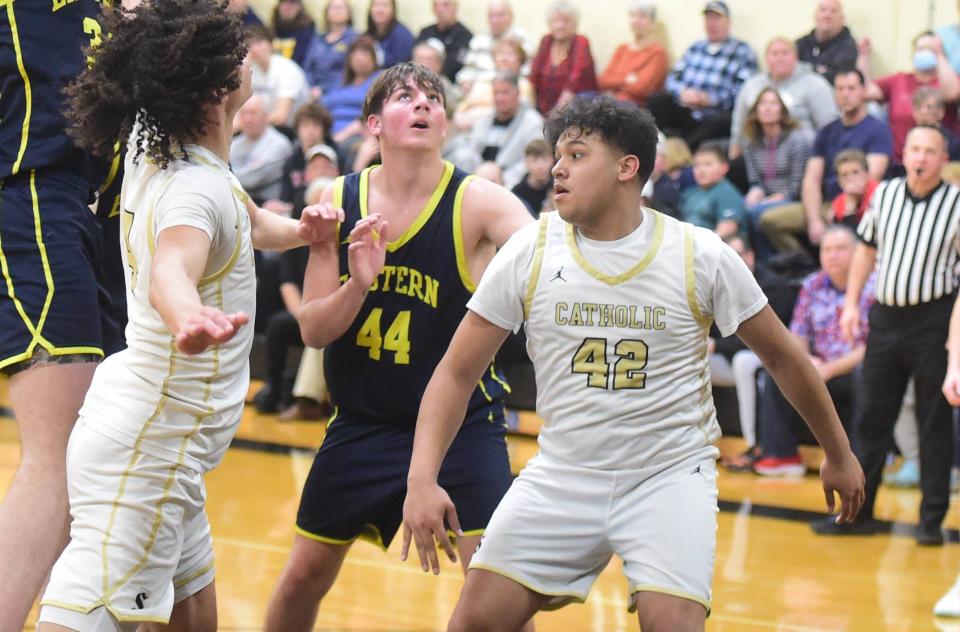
[461,174,527,213]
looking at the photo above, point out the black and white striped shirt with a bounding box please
[858,178,960,307]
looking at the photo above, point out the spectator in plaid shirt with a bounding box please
[647,0,757,150]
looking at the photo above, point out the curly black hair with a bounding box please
[544,96,659,185]
[64,0,247,169]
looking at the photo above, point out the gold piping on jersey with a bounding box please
[0,173,104,369]
[36,598,169,624]
[99,140,122,196]
[522,215,549,318]
[27,170,55,351]
[100,339,179,601]
[6,2,32,175]
[452,174,477,292]
[144,169,179,257]
[105,280,222,602]
[197,194,244,286]
[172,559,215,590]
[628,583,711,614]
[564,210,665,286]
[489,362,511,393]
[469,563,589,606]
[359,160,455,252]
[477,377,492,402]
[294,522,388,552]
[683,224,712,328]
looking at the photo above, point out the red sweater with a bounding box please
[530,34,598,115]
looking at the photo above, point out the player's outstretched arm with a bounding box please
[943,293,960,406]
[150,225,249,355]
[246,197,341,252]
[402,311,510,574]
[737,306,865,523]
[298,186,388,348]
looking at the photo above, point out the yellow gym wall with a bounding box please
[251,0,958,81]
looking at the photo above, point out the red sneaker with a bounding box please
[753,455,806,477]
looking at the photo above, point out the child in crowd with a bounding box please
[680,142,747,240]
[511,138,555,217]
[832,149,878,231]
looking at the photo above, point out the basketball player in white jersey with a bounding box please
[35,3,337,631]
[402,97,866,631]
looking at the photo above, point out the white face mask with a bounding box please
[914,49,938,72]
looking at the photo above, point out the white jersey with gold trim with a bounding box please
[467,209,766,472]
[79,143,256,473]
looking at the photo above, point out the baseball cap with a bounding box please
[702,1,730,16]
[305,144,338,164]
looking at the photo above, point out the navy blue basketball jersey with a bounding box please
[0,0,109,185]
[324,161,509,427]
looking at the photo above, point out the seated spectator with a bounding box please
[529,1,598,115]
[247,26,310,129]
[415,0,473,82]
[730,37,836,157]
[710,234,799,471]
[597,1,667,107]
[511,138,554,217]
[648,136,694,219]
[228,0,263,26]
[680,142,747,240]
[270,0,315,66]
[832,149,878,230]
[453,36,533,132]
[255,174,340,415]
[323,36,381,153]
[230,94,294,204]
[912,87,960,162]
[264,103,336,218]
[365,0,414,69]
[859,31,960,171]
[302,0,358,100]
[741,87,813,258]
[445,71,543,189]
[647,1,757,150]
[456,0,531,92]
[412,39,462,115]
[753,225,874,476]
[795,0,858,85]
[759,69,892,253]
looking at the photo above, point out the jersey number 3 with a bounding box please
[356,308,411,364]
[571,337,648,390]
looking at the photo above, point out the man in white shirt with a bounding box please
[230,93,294,203]
[455,0,530,92]
[402,96,864,631]
[247,25,310,128]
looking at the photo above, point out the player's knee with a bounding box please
[448,601,501,632]
[278,551,340,600]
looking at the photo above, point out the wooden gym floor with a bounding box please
[2,376,960,631]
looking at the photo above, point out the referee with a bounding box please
[813,125,960,545]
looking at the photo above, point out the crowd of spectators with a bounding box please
[238,1,960,596]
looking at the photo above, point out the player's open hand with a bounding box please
[839,303,861,344]
[401,480,462,575]
[298,203,344,245]
[347,214,388,289]
[819,450,865,524]
[175,306,249,355]
[943,366,960,406]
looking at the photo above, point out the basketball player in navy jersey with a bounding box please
[264,63,534,631]
[0,2,126,627]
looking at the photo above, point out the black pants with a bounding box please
[265,310,304,401]
[858,295,955,530]
[646,91,732,150]
[758,365,862,458]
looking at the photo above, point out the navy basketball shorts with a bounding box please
[296,409,514,549]
[0,168,119,374]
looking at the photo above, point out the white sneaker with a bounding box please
[934,578,960,617]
